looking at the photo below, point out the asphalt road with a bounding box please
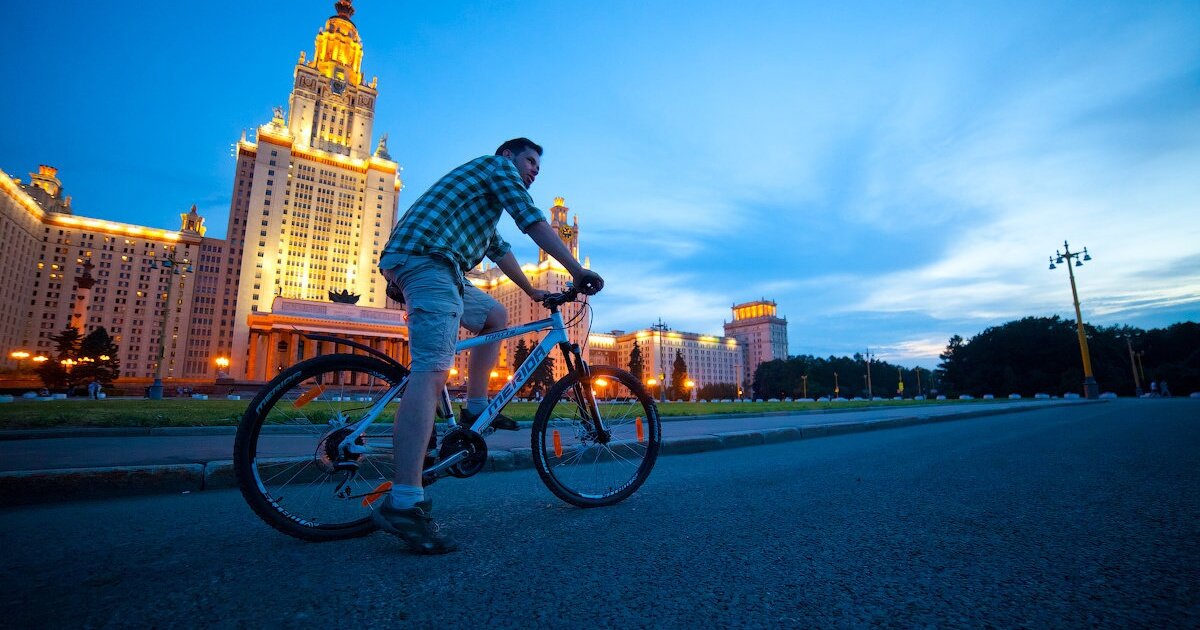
[1,399,1196,628]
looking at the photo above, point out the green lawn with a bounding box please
[0,397,1004,430]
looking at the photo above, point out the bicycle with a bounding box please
[233,285,661,541]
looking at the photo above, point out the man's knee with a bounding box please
[482,304,507,332]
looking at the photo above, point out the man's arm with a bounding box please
[494,251,546,300]
[526,220,605,293]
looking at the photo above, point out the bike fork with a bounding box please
[561,343,609,440]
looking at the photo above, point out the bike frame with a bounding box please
[335,308,601,461]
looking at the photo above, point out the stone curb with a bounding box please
[0,402,1086,506]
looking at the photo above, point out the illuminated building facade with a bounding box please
[0,166,212,381]
[584,327,742,398]
[227,0,402,379]
[724,299,789,393]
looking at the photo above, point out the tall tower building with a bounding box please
[724,299,789,396]
[227,0,402,379]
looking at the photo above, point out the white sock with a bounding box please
[467,397,488,415]
[389,484,424,508]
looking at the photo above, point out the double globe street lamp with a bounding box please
[148,254,193,400]
[1048,240,1099,399]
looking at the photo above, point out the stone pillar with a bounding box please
[245,331,259,381]
[289,332,301,368]
[263,331,277,379]
[301,334,315,362]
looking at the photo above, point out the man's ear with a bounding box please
[500,149,513,159]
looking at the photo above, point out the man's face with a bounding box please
[504,147,541,188]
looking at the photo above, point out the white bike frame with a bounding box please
[336,310,576,458]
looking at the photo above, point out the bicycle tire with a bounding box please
[531,365,660,507]
[234,353,408,542]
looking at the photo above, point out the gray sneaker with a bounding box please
[371,497,459,555]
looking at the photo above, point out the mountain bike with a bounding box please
[233,286,661,541]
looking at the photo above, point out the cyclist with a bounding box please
[374,138,604,554]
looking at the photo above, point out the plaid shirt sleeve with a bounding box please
[484,232,511,262]
[489,158,546,232]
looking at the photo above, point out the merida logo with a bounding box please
[487,344,547,413]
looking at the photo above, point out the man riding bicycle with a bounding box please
[375,138,604,554]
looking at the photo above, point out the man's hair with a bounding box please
[495,138,543,157]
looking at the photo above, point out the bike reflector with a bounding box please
[636,417,644,442]
[553,430,563,458]
[293,384,326,409]
[361,481,393,507]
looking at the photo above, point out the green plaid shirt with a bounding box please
[379,155,545,274]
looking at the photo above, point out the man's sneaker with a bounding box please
[459,406,519,431]
[371,497,459,555]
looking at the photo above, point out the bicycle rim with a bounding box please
[234,354,406,541]
[532,366,660,507]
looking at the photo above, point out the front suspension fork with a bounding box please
[560,342,609,442]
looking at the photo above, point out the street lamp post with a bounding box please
[833,371,840,399]
[915,368,923,398]
[685,379,695,402]
[864,348,875,399]
[1125,337,1142,397]
[148,253,193,400]
[1048,240,1099,399]
[801,374,808,399]
[650,319,669,403]
[897,367,904,398]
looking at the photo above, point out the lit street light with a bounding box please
[215,356,231,380]
[10,350,30,371]
[1048,240,1099,399]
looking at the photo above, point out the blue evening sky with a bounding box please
[3,1,1197,367]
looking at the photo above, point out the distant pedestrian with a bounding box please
[1160,380,1171,398]
[87,379,101,400]
[1150,380,1159,397]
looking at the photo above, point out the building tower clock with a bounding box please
[540,197,579,263]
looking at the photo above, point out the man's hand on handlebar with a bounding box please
[573,269,605,295]
[527,289,551,302]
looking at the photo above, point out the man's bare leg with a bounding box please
[466,305,507,402]
[392,370,447,487]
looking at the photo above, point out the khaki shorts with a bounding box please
[381,254,500,372]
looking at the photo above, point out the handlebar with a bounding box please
[539,281,600,309]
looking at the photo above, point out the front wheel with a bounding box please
[531,366,660,507]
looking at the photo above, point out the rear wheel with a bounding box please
[233,354,407,541]
[531,366,660,507]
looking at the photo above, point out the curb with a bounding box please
[0,401,1086,506]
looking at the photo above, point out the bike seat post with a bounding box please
[439,386,456,427]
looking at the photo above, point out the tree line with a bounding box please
[936,317,1197,397]
[750,317,1197,400]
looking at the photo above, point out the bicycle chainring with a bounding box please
[440,429,488,478]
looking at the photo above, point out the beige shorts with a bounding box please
[381,255,500,372]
